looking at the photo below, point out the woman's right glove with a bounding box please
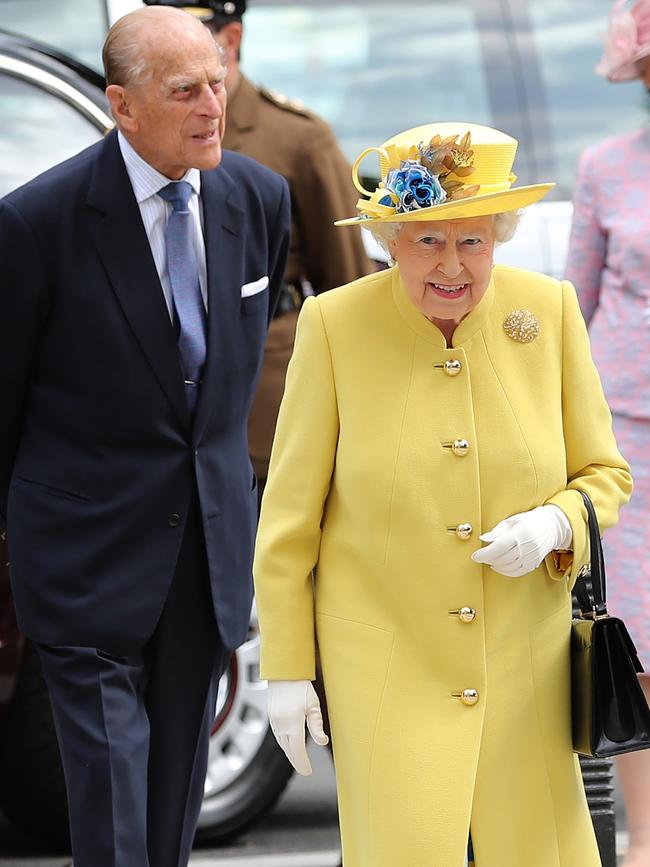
[267,680,329,775]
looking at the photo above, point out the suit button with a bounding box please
[444,359,462,377]
[451,439,470,456]
[167,513,181,527]
[453,688,479,706]
[456,523,473,540]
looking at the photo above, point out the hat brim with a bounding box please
[603,43,650,81]
[335,182,555,226]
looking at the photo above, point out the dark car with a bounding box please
[0,29,292,848]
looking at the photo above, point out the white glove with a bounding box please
[267,680,329,775]
[471,504,572,578]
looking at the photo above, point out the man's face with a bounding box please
[118,26,227,179]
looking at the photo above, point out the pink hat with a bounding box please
[596,0,650,81]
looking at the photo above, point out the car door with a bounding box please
[0,50,111,195]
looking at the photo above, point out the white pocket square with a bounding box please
[240,276,269,297]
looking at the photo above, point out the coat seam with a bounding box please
[382,335,417,564]
[478,328,540,498]
[528,624,563,865]
[367,632,395,867]
[311,296,341,432]
[316,610,393,635]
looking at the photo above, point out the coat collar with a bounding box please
[391,265,495,348]
[86,130,191,432]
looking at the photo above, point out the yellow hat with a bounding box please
[335,122,554,226]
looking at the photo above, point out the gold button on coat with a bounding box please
[458,688,479,706]
[456,523,473,540]
[458,606,476,622]
[444,359,462,377]
[451,439,470,456]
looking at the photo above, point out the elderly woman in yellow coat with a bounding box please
[253,122,632,867]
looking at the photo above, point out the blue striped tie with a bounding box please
[158,181,207,414]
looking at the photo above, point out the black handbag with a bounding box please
[571,491,650,757]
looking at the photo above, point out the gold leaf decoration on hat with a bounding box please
[503,309,540,343]
[418,132,478,202]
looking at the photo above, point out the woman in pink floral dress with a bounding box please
[566,2,650,863]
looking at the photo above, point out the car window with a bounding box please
[0,0,107,70]
[524,0,647,199]
[0,72,104,195]
[243,1,499,175]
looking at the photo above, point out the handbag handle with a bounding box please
[573,491,608,618]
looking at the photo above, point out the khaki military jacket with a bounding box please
[222,74,371,292]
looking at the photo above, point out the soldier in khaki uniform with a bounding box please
[146,0,373,487]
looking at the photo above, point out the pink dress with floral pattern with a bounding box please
[566,126,650,661]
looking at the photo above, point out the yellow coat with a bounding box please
[253,265,632,867]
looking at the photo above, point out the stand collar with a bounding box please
[391,265,495,348]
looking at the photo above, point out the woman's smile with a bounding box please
[427,281,469,299]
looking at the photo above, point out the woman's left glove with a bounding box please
[267,680,329,776]
[471,504,572,577]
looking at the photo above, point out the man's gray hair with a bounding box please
[103,14,154,88]
[368,209,521,257]
[103,12,227,90]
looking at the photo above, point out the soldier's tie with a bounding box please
[158,181,206,414]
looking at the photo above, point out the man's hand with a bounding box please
[471,504,572,578]
[267,680,329,775]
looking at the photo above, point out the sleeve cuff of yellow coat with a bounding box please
[543,489,589,589]
[260,641,316,682]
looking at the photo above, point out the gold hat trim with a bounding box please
[338,121,554,226]
[181,6,214,19]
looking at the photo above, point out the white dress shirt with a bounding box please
[118,131,208,319]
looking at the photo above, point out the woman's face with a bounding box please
[389,216,496,325]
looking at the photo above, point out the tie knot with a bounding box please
[158,181,193,212]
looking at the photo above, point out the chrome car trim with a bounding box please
[0,54,113,131]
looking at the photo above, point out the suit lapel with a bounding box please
[86,132,190,433]
[193,166,246,441]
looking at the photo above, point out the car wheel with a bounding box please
[0,613,292,847]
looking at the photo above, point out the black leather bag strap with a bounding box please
[574,491,608,617]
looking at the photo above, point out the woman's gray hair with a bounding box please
[368,209,521,257]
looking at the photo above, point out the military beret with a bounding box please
[143,0,246,23]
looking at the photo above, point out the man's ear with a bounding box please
[216,21,242,65]
[105,84,138,133]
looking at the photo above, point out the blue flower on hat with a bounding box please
[385,160,447,213]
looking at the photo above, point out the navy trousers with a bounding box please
[37,495,229,867]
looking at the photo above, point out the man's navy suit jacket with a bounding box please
[0,130,290,654]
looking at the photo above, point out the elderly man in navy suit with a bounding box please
[0,6,289,866]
